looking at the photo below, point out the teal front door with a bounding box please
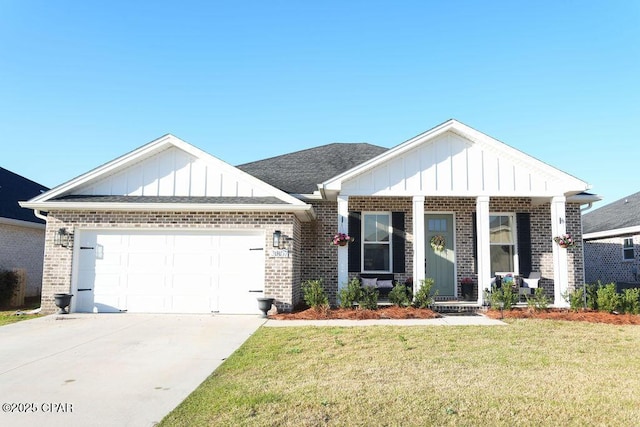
[425,214,455,297]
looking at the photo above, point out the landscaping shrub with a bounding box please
[526,287,549,311]
[338,278,361,309]
[596,282,621,313]
[489,283,518,310]
[0,269,18,307]
[413,278,437,308]
[359,285,379,310]
[585,282,599,310]
[565,287,585,312]
[301,279,329,310]
[620,288,640,315]
[388,283,411,307]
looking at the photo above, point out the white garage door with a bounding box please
[72,229,265,314]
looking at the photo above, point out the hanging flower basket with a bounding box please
[553,233,575,248]
[430,235,446,252]
[331,232,354,246]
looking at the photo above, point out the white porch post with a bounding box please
[551,196,569,307]
[412,196,425,295]
[476,196,491,305]
[337,195,349,293]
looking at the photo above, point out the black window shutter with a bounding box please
[517,213,532,277]
[348,212,361,272]
[472,212,478,274]
[392,212,405,273]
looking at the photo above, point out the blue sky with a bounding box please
[1,1,638,208]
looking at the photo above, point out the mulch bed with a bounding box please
[484,308,640,325]
[271,306,640,325]
[269,306,440,320]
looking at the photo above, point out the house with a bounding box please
[0,167,49,299]
[583,191,640,285]
[21,120,599,314]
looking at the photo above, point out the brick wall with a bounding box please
[0,223,45,297]
[584,234,639,284]
[40,210,301,313]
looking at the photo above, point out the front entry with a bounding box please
[425,214,455,297]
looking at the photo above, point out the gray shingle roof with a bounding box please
[582,191,640,234]
[0,167,49,223]
[237,143,389,194]
[53,195,288,205]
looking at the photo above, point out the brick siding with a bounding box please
[584,234,639,284]
[0,223,45,297]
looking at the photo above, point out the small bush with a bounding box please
[301,279,329,310]
[0,269,19,307]
[596,282,621,313]
[585,282,600,310]
[565,287,585,312]
[388,284,411,307]
[359,286,379,310]
[338,278,361,309]
[526,287,549,311]
[621,288,640,315]
[413,278,437,309]
[489,283,518,310]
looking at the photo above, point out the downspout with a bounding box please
[33,210,48,222]
[580,202,593,212]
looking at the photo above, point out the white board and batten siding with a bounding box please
[341,131,562,197]
[74,146,270,198]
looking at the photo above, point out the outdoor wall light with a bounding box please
[272,230,282,248]
[54,228,72,248]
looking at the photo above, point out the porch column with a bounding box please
[412,196,425,295]
[337,195,349,293]
[551,196,569,307]
[476,196,491,306]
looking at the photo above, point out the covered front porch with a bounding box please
[319,120,597,307]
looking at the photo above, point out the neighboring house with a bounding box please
[583,192,640,285]
[21,120,599,314]
[0,167,49,298]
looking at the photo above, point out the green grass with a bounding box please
[0,303,40,326]
[160,320,640,426]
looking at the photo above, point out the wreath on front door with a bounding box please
[430,235,446,252]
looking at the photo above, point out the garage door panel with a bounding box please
[74,229,265,314]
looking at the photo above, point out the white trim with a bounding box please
[361,211,392,273]
[337,196,349,294]
[488,212,519,276]
[412,196,425,295]
[0,217,45,229]
[550,196,569,307]
[583,225,640,240]
[476,196,491,306]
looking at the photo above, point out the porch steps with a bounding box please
[432,301,484,314]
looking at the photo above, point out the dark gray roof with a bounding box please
[582,191,640,234]
[53,195,288,205]
[0,167,48,223]
[237,143,389,194]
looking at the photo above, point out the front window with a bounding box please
[489,214,517,275]
[363,213,391,271]
[623,238,634,261]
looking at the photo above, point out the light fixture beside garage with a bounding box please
[273,230,282,248]
[54,228,73,248]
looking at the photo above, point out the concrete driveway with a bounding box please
[0,313,265,427]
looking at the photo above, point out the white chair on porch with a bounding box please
[519,272,541,298]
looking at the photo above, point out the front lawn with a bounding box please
[160,320,640,426]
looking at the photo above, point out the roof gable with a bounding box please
[23,135,311,217]
[0,167,48,224]
[322,119,591,198]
